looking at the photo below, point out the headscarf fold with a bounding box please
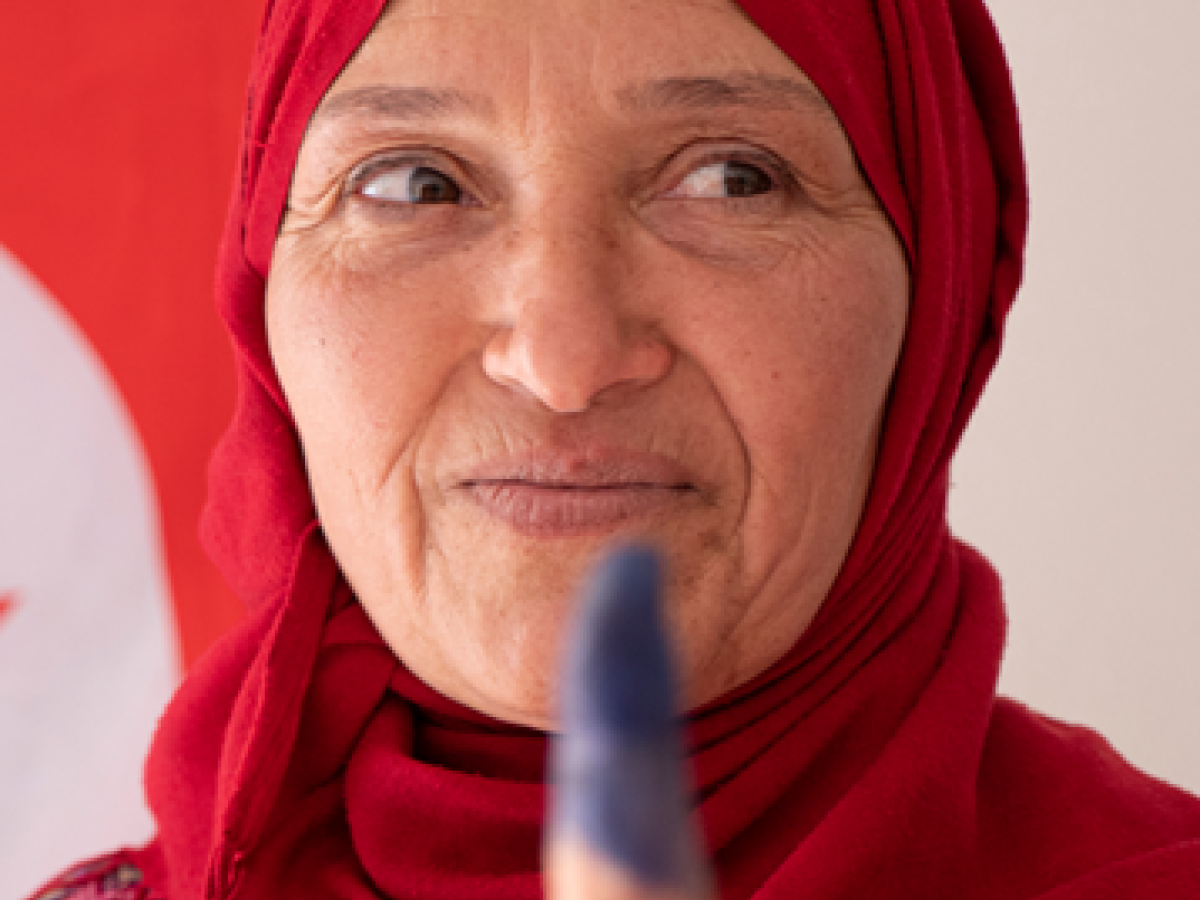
[135,0,1200,897]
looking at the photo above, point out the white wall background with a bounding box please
[949,0,1200,794]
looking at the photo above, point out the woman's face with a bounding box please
[267,0,908,729]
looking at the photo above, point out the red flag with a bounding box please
[0,3,263,895]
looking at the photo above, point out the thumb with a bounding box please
[544,545,713,900]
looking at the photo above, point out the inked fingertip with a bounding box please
[562,543,675,741]
[549,544,709,895]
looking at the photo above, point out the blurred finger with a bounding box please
[545,545,713,900]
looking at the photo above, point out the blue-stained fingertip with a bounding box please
[563,545,674,740]
[548,544,708,894]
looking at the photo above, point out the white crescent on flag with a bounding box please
[0,246,177,897]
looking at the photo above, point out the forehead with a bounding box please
[318,0,833,128]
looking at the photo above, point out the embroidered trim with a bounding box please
[29,852,159,900]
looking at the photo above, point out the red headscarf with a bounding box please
[126,0,1200,898]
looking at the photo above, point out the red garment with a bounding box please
[51,0,1200,898]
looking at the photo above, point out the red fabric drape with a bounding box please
[130,0,1200,898]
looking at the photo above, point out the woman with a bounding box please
[32,0,1200,897]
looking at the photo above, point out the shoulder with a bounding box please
[26,849,166,900]
[982,698,1200,828]
[975,697,1200,898]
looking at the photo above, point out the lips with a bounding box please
[458,449,697,538]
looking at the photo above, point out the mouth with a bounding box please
[458,449,697,539]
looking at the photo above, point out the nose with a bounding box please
[482,223,673,413]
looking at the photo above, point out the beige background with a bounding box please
[950,0,1200,794]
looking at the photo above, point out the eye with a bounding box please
[353,160,464,205]
[671,160,775,200]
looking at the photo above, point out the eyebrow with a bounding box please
[313,85,497,124]
[313,73,834,128]
[616,73,835,120]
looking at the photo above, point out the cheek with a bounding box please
[265,239,485,493]
[670,228,907,516]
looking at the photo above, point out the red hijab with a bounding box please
[129,0,1200,898]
